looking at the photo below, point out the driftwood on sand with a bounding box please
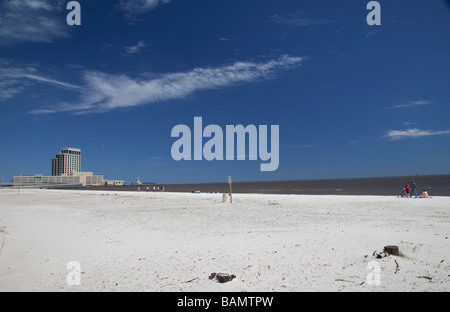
[0,227,10,235]
[209,273,236,283]
[0,226,10,257]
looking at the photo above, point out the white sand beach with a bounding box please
[0,189,449,292]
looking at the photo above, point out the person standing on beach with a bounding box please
[404,183,411,198]
[401,187,407,198]
[410,180,417,198]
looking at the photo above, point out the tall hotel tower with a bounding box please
[51,147,81,176]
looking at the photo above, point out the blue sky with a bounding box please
[0,0,449,184]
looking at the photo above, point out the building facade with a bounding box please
[14,174,82,185]
[13,173,104,186]
[51,147,81,176]
[12,147,123,187]
[104,180,125,186]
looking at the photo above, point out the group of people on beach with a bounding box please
[401,180,429,198]
[148,186,164,192]
[138,186,164,192]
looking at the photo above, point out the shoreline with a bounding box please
[45,174,450,196]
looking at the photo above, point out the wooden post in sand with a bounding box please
[228,175,232,204]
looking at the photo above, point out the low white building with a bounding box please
[13,172,104,186]
[104,180,125,186]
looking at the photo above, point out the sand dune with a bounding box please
[0,189,449,291]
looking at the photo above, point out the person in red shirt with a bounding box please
[404,183,411,198]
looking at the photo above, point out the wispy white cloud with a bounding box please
[0,61,81,90]
[30,55,304,114]
[0,0,68,45]
[219,37,236,42]
[0,60,82,100]
[148,156,164,160]
[119,0,170,18]
[270,12,335,27]
[389,100,432,109]
[283,143,316,148]
[124,40,147,55]
[19,73,82,90]
[384,128,450,140]
[365,29,380,38]
[0,80,27,100]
